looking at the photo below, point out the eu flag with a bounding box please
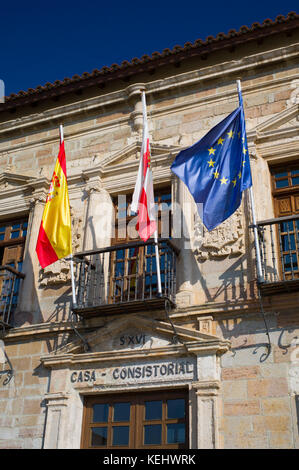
[171,106,252,231]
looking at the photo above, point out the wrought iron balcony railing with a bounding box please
[253,214,299,294]
[72,239,179,317]
[0,265,25,328]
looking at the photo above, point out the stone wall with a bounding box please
[0,27,298,449]
[0,338,49,448]
[218,314,299,448]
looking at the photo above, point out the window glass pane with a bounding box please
[115,262,124,276]
[291,176,299,186]
[91,427,107,446]
[274,171,288,178]
[11,224,21,230]
[280,221,293,232]
[0,234,4,241]
[145,400,162,420]
[144,424,161,445]
[116,249,124,260]
[167,399,185,419]
[112,426,129,446]
[281,234,296,252]
[93,404,108,423]
[10,231,20,239]
[275,179,289,188]
[291,170,299,176]
[113,402,130,422]
[167,423,186,444]
[283,254,298,272]
[0,226,5,232]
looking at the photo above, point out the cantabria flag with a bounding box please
[36,133,72,268]
[131,92,157,242]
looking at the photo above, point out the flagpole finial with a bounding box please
[59,124,64,144]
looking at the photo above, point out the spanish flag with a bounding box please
[36,128,72,268]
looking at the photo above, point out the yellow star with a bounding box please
[238,171,242,179]
[232,178,237,187]
[213,170,219,179]
[220,177,228,185]
[217,137,224,145]
[243,147,247,155]
[242,160,246,167]
[242,136,245,143]
[227,130,234,139]
[208,158,215,167]
[208,147,216,155]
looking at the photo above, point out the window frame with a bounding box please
[81,389,189,449]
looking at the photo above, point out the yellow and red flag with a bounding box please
[36,132,72,268]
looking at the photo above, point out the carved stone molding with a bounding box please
[44,391,70,407]
[126,84,147,135]
[198,316,214,336]
[39,211,83,287]
[193,208,245,260]
[85,177,103,196]
[29,192,47,209]
[191,380,221,397]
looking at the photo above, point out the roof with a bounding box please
[1,11,298,110]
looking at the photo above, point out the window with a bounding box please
[0,217,27,321]
[271,164,299,279]
[112,185,172,244]
[109,186,172,303]
[81,389,189,449]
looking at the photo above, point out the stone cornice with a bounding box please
[0,44,297,144]
[40,339,230,369]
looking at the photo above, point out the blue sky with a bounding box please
[1,1,297,96]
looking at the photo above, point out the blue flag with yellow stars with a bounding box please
[171,106,252,231]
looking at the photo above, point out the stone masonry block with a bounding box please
[23,398,42,415]
[4,344,19,357]
[252,415,291,433]
[269,432,293,449]
[224,399,261,416]
[11,357,31,371]
[222,366,260,380]
[247,378,288,398]
[18,341,44,356]
[261,397,291,415]
[223,381,247,400]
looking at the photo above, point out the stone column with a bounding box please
[174,177,195,307]
[43,392,70,449]
[16,190,47,324]
[83,176,114,251]
[191,380,221,449]
[126,83,146,138]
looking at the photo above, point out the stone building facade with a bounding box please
[0,12,298,449]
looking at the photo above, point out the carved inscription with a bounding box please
[70,359,196,385]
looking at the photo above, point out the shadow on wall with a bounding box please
[13,247,43,327]
[218,315,299,363]
[176,200,256,305]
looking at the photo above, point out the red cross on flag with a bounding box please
[131,92,157,242]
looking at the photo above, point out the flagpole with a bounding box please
[236,80,263,283]
[141,92,162,296]
[59,124,77,308]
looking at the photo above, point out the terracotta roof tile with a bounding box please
[1,12,298,108]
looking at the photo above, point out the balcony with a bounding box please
[0,265,25,329]
[72,239,178,318]
[254,214,299,295]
